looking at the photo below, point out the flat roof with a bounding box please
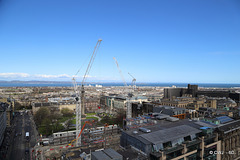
[92,151,112,160]
[91,148,122,160]
[103,148,122,159]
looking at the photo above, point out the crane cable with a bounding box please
[73,43,99,79]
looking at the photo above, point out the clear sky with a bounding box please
[0,0,240,83]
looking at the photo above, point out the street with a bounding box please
[9,111,39,160]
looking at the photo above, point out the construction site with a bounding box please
[52,124,120,147]
[31,39,134,160]
[33,123,121,160]
[29,39,240,160]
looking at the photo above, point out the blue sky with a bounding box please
[0,0,240,83]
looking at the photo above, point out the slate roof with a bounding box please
[139,125,201,145]
[217,120,240,133]
[92,148,123,160]
[153,106,186,116]
[103,148,123,159]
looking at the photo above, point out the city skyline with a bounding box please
[0,0,240,83]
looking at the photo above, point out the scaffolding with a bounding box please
[52,124,120,148]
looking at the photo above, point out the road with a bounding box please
[9,112,38,160]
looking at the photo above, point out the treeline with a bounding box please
[99,111,125,128]
[34,107,74,136]
[14,101,32,110]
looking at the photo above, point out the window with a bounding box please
[163,141,172,148]
[184,136,191,141]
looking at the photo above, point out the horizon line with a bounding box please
[1,80,240,84]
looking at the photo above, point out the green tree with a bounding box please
[61,108,74,117]
[113,110,125,128]
[51,113,61,120]
[52,121,64,133]
[14,101,24,110]
[100,116,114,125]
[34,107,50,126]
[40,118,52,136]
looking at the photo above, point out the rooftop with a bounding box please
[139,125,201,144]
[215,116,234,124]
[92,148,123,160]
[153,105,186,116]
[217,119,240,133]
[124,119,209,145]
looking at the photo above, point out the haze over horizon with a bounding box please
[1,0,240,83]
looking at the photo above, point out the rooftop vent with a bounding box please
[139,127,151,133]
[166,117,179,122]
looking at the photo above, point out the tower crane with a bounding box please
[128,72,136,90]
[81,39,102,115]
[113,57,127,87]
[72,39,102,147]
[113,57,132,119]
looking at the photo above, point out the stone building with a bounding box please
[164,84,240,104]
[32,102,60,115]
[120,118,222,160]
[102,95,148,113]
[216,119,240,160]
[0,104,7,147]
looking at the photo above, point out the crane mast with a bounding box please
[113,57,132,119]
[73,39,102,147]
[72,77,81,146]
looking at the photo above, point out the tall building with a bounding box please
[164,84,198,99]
[164,84,240,104]
[0,104,7,147]
[121,115,240,160]
[121,118,221,160]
